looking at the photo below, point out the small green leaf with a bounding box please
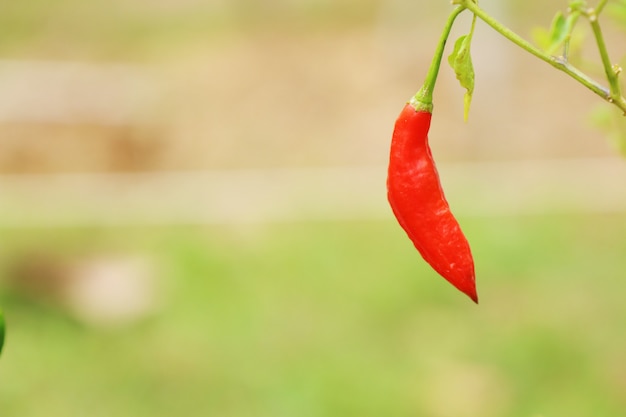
[448,34,475,121]
[547,11,570,54]
[568,0,586,10]
[532,10,580,56]
[550,11,568,42]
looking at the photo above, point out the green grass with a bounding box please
[1,214,626,417]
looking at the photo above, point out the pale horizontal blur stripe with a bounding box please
[0,59,155,125]
[0,158,625,227]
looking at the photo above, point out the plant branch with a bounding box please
[459,0,626,114]
[586,3,624,106]
[594,0,609,15]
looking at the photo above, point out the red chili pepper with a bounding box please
[387,102,477,303]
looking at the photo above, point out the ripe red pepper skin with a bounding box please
[387,103,477,303]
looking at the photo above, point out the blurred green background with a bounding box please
[1,1,626,416]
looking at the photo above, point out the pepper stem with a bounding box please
[410,5,466,112]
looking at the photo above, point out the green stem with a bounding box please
[587,4,623,102]
[460,0,626,114]
[410,6,466,112]
[595,0,609,15]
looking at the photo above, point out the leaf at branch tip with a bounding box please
[568,0,586,11]
[532,10,580,56]
[448,35,475,122]
[547,11,567,54]
[550,12,568,48]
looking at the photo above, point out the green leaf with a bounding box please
[448,34,475,121]
[532,10,580,56]
[547,11,570,54]
[568,0,586,10]
[550,11,568,46]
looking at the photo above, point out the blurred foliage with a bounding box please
[590,102,626,155]
[607,0,626,29]
[1,214,626,416]
[0,0,380,59]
